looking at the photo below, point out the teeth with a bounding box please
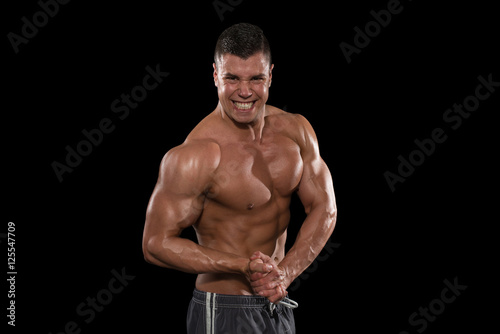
[233,101,254,110]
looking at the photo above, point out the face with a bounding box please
[214,52,273,124]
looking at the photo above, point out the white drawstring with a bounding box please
[268,297,299,316]
[278,298,299,309]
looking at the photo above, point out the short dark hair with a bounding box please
[214,23,272,68]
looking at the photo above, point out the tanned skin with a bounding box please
[143,52,337,303]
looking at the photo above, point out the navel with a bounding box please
[247,203,254,210]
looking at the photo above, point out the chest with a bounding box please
[208,136,303,210]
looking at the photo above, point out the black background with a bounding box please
[4,0,498,333]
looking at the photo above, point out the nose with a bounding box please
[238,80,253,98]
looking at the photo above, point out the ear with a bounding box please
[213,63,218,87]
[268,64,274,88]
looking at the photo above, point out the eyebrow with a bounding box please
[223,72,266,79]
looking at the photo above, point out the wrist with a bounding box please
[235,257,250,275]
[277,261,297,289]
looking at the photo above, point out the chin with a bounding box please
[235,111,263,125]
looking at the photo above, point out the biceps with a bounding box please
[297,158,335,214]
[145,186,205,239]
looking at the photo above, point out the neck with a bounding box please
[218,102,267,142]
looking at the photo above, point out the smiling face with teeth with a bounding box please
[214,52,273,125]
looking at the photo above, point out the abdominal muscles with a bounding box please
[193,195,291,295]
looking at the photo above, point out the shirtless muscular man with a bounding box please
[143,23,337,333]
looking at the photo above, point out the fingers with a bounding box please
[250,251,272,263]
[256,284,287,304]
[269,284,287,304]
[250,269,279,290]
[251,276,280,292]
[248,270,268,282]
[248,258,272,274]
[246,251,288,303]
[250,268,285,299]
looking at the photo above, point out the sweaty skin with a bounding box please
[143,52,336,302]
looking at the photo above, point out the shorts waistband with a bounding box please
[192,289,270,309]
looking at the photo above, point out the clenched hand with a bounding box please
[246,251,290,304]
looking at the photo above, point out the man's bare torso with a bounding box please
[184,105,304,295]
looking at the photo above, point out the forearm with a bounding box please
[145,236,248,275]
[279,207,336,285]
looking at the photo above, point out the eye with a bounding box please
[225,76,238,83]
[251,77,264,82]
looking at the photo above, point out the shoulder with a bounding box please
[158,140,221,191]
[266,105,318,150]
[163,139,220,162]
[161,110,223,175]
[266,104,313,128]
[291,114,319,159]
[185,110,223,142]
[161,139,221,173]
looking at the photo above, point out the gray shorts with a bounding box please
[187,289,296,334]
